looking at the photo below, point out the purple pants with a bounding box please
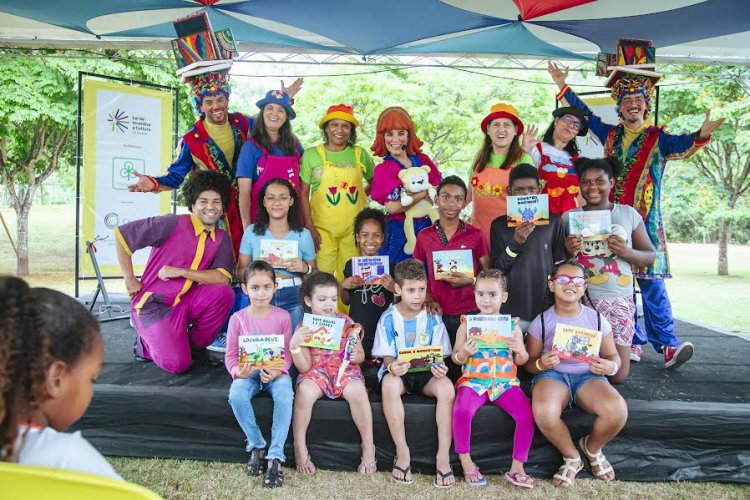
[132,284,233,374]
[452,385,534,462]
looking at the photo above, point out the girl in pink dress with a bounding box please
[290,272,376,476]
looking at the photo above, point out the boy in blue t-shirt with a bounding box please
[371,259,455,488]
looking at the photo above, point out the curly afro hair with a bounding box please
[182,170,232,212]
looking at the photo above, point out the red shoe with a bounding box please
[664,342,693,369]
[630,345,642,362]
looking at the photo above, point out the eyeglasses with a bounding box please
[551,274,587,287]
[561,115,582,130]
[264,195,291,203]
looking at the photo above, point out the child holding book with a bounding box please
[341,208,396,358]
[290,272,376,476]
[413,175,489,379]
[526,261,627,487]
[452,269,534,488]
[1,276,121,480]
[237,178,317,333]
[372,259,455,488]
[225,261,293,488]
[562,157,655,383]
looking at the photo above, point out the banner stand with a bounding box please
[75,72,179,298]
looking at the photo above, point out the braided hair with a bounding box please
[0,277,49,462]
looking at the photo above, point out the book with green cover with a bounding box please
[300,314,344,351]
[238,334,285,370]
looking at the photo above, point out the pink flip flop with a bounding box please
[505,471,535,489]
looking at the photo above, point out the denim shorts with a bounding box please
[532,369,607,407]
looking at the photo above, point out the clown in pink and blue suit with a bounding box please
[548,61,724,369]
[116,170,236,374]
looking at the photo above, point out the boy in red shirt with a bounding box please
[413,175,489,379]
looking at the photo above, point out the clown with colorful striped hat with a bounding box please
[548,38,724,372]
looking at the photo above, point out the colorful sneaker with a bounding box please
[630,344,642,363]
[664,342,693,370]
[207,332,227,353]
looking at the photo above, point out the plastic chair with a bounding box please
[0,462,162,500]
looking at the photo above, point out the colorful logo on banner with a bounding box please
[107,108,130,133]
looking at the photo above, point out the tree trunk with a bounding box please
[717,218,730,276]
[16,205,30,276]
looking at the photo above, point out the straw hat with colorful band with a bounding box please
[552,106,589,136]
[256,89,296,120]
[319,104,359,129]
[481,103,524,135]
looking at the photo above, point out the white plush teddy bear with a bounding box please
[397,165,438,254]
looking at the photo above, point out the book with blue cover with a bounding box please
[432,249,473,280]
[507,194,550,227]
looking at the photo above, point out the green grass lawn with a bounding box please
[109,457,750,500]
[3,204,749,334]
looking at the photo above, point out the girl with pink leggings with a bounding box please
[451,269,535,488]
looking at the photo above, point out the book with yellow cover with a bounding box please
[551,323,602,363]
[398,345,444,373]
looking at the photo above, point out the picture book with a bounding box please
[238,334,285,370]
[301,314,345,351]
[466,314,513,349]
[568,210,611,240]
[507,194,550,227]
[551,323,602,363]
[214,28,238,60]
[171,12,219,67]
[432,249,473,280]
[259,239,299,267]
[398,345,444,373]
[352,255,389,284]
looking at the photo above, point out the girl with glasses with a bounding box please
[525,261,627,488]
[523,106,589,215]
[562,157,655,384]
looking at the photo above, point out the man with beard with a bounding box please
[547,45,724,370]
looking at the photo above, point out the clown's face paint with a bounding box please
[618,93,647,127]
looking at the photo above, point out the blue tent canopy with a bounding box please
[1,0,749,63]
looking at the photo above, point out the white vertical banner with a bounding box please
[575,94,619,159]
[82,78,173,275]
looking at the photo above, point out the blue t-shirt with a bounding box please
[239,225,316,278]
[236,140,305,180]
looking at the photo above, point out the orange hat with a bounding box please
[481,103,524,135]
[318,104,359,129]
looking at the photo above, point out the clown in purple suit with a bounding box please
[116,170,236,374]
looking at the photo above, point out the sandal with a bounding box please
[579,435,615,481]
[245,448,266,476]
[295,453,316,475]
[358,456,377,475]
[263,458,283,488]
[463,465,486,486]
[552,456,583,488]
[505,471,534,489]
[392,457,414,485]
[434,467,455,489]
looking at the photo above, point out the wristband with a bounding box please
[147,176,159,192]
[535,358,544,372]
[608,362,619,377]
[386,362,394,374]
[306,262,313,275]
[471,276,477,286]
[505,246,518,258]
[290,346,302,355]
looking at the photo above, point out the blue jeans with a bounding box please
[228,372,294,461]
[632,278,679,352]
[271,284,303,329]
[532,369,607,408]
[236,284,303,329]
